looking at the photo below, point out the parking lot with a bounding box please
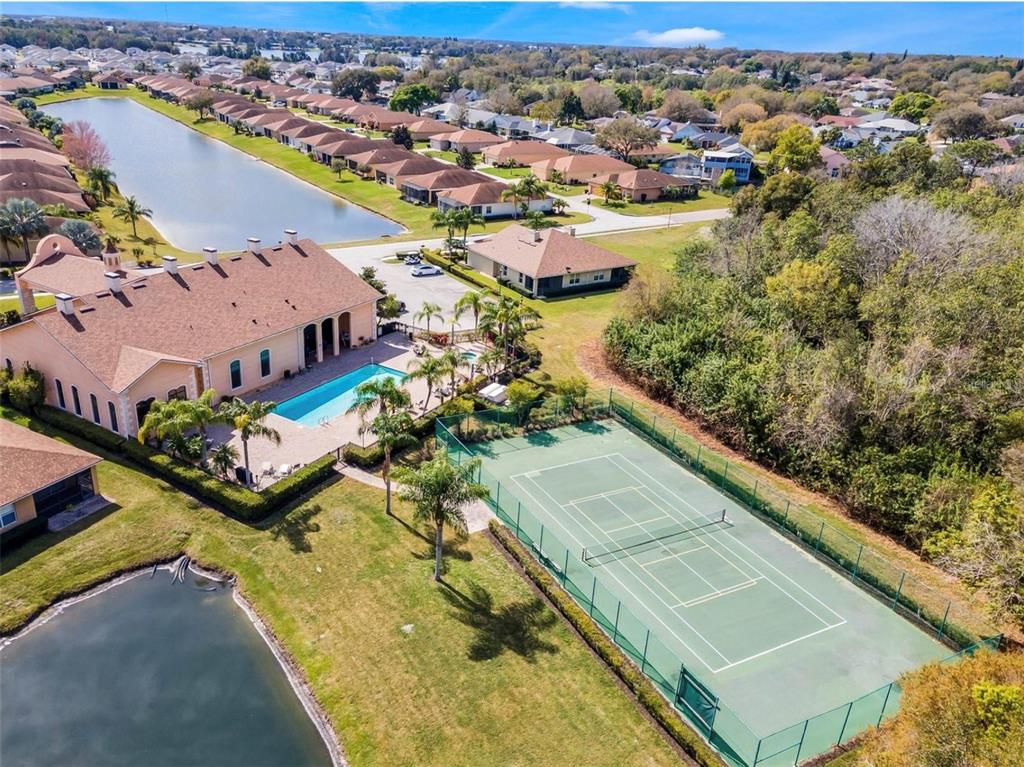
[328,239,475,332]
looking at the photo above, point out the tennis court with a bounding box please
[464,419,950,761]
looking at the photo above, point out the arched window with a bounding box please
[229,359,242,389]
[55,379,66,409]
[70,385,82,416]
[90,393,100,424]
[259,349,271,378]
[108,401,119,433]
[3,358,12,375]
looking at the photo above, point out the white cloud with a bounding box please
[633,27,725,46]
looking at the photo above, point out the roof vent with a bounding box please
[569,226,576,237]
[55,293,75,316]
[203,247,219,266]
[247,237,261,254]
[104,271,122,294]
[284,229,298,245]
[533,228,542,243]
[162,256,178,275]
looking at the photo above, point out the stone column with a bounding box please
[332,315,341,356]
[315,322,324,363]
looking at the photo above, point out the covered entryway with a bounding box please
[338,312,352,349]
[321,318,335,358]
[303,324,318,367]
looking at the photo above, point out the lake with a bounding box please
[0,565,336,766]
[44,98,401,251]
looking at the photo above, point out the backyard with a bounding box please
[0,404,683,767]
[593,191,733,217]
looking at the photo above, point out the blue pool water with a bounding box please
[274,364,405,427]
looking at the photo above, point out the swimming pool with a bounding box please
[274,364,405,427]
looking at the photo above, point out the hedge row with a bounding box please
[421,250,496,293]
[33,405,337,521]
[489,520,725,767]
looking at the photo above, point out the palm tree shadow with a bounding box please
[439,581,559,662]
[268,503,323,553]
[411,530,473,576]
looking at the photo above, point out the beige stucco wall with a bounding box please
[207,326,303,398]
[122,360,202,436]
[12,495,37,527]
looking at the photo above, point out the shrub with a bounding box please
[34,405,126,451]
[6,365,45,413]
[489,521,724,767]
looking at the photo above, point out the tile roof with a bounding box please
[589,168,685,190]
[530,154,634,174]
[16,235,144,295]
[481,140,570,163]
[0,419,101,506]
[437,181,511,205]
[400,167,493,190]
[469,224,636,279]
[13,238,381,393]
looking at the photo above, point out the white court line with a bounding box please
[509,453,618,481]
[510,471,733,668]
[603,512,671,534]
[566,486,645,507]
[710,623,846,674]
[680,578,762,609]
[610,453,846,628]
[633,541,708,567]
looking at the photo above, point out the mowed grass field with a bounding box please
[0,405,682,767]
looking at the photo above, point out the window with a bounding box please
[517,272,524,284]
[90,393,100,424]
[594,273,606,282]
[260,349,271,378]
[499,265,508,277]
[0,503,16,529]
[3,358,11,375]
[167,385,187,401]
[55,379,66,409]
[567,274,581,286]
[71,385,82,416]
[108,401,119,433]
[229,360,242,389]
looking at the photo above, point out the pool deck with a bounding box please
[209,334,445,485]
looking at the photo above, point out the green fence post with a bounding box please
[783,499,791,526]
[562,549,569,585]
[588,578,597,616]
[877,683,894,726]
[752,479,759,502]
[629,401,635,418]
[538,525,545,555]
[723,463,729,486]
[695,444,702,469]
[892,573,906,609]
[836,701,855,745]
[606,387,612,413]
[515,501,522,537]
[640,630,651,674]
[495,483,500,508]
[612,602,621,643]
[651,415,657,435]
[793,718,810,764]
[938,602,951,638]
[751,739,762,766]
[673,664,687,705]
[852,545,864,579]
[815,521,825,551]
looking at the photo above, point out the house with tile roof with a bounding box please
[436,181,552,219]
[0,420,102,537]
[480,140,570,167]
[587,168,698,202]
[0,233,383,438]
[529,154,634,184]
[467,225,635,298]
[428,129,505,153]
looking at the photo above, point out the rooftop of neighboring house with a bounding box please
[437,181,516,206]
[481,140,570,162]
[2,235,382,393]
[0,420,102,507]
[529,154,634,174]
[590,168,697,190]
[469,224,636,279]
[373,156,448,177]
[400,167,493,190]
[432,128,505,145]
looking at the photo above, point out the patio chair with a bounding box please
[278,463,292,477]
[261,462,273,477]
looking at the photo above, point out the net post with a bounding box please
[793,718,810,763]
[612,602,621,643]
[815,521,825,551]
[877,683,894,726]
[640,630,650,674]
[892,572,906,609]
[836,700,855,745]
[588,577,597,616]
[852,545,864,579]
[938,602,951,638]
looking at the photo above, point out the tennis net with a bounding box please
[582,510,727,566]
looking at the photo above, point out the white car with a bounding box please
[410,264,443,277]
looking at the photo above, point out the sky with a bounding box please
[5,2,1023,57]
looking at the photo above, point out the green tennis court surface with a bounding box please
[466,419,950,763]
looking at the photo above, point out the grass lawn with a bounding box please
[0,405,682,767]
[422,149,461,164]
[0,294,55,314]
[480,166,533,180]
[594,191,731,217]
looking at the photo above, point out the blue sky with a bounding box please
[6,2,1023,57]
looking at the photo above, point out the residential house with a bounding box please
[94,73,127,90]
[480,140,569,167]
[658,152,703,179]
[400,167,493,204]
[0,420,102,537]
[701,144,754,184]
[587,169,698,202]
[819,147,851,179]
[372,156,448,187]
[532,126,596,150]
[405,118,458,141]
[436,182,552,219]
[999,113,1024,133]
[529,154,634,184]
[0,232,383,439]
[428,129,505,153]
[345,145,419,173]
[466,225,636,298]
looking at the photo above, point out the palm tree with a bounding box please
[477,347,504,379]
[209,442,240,479]
[501,175,547,220]
[113,195,153,239]
[479,296,539,367]
[177,389,223,464]
[137,399,188,454]
[218,398,282,485]
[347,375,412,420]
[599,180,622,204]
[364,409,416,516]
[393,453,488,581]
[430,208,458,255]
[522,210,547,230]
[0,198,49,261]
[454,290,488,335]
[439,346,463,398]
[414,300,443,335]
[85,167,116,201]
[452,206,485,249]
[405,354,448,413]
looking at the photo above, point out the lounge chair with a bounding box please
[278,463,292,477]
[261,462,273,477]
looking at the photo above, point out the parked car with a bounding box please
[403,254,421,265]
[410,264,443,277]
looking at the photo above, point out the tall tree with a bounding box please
[405,353,448,413]
[85,166,116,201]
[393,453,488,581]
[454,290,489,334]
[113,195,153,238]
[347,375,412,420]
[388,83,438,114]
[414,300,443,335]
[241,56,272,80]
[331,69,381,101]
[0,198,48,261]
[365,409,417,516]
[218,398,282,485]
[61,120,111,170]
[596,118,660,164]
